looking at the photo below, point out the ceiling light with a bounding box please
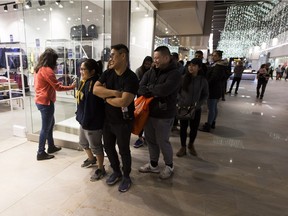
[145,10,149,17]
[13,4,18,10]
[55,0,60,5]
[25,1,32,9]
[4,5,8,12]
[136,2,140,10]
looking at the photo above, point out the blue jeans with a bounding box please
[207,99,218,125]
[36,102,55,154]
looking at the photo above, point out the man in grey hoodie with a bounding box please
[138,46,181,179]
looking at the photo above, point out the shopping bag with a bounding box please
[131,96,153,135]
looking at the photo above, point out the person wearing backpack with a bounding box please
[75,59,106,181]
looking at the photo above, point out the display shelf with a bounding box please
[0,52,26,111]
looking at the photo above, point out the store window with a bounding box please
[0,0,111,138]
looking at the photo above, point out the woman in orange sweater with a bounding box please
[34,48,76,160]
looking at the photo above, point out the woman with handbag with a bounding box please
[176,58,209,157]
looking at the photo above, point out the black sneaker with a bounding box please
[133,138,144,148]
[211,121,216,129]
[199,123,210,132]
[106,172,122,185]
[37,152,55,161]
[90,167,106,181]
[81,157,97,168]
[118,177,132,192]
[47,146,62,154]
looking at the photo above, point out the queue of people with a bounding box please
[34,46,279,193]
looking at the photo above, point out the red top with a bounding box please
[34,67,74,105]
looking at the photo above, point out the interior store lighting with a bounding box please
[136,2,140,10]
[145,9,148,17]
[55,0,60,5]
[4,4,8,12]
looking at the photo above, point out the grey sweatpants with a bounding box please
[144,117,174,165]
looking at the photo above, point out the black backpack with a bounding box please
[87,24,98,39]
[70,25,87,40]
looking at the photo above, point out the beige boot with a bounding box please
[188,143,198,156]
[176,147,186,157]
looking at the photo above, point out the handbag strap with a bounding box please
[191,76,202,107]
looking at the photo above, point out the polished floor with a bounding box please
[0,78,288,216]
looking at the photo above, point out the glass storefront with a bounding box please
[0,0,111,141]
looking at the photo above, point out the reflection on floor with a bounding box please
[0,79,288,216]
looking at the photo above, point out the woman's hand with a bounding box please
[71,80,77,88]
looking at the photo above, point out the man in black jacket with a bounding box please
[138,46,181,179]
[199,50,226,132]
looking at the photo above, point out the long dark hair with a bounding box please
[35,48,58,73]
[182,72,193,92]
[140,56,153,72]
[82,59,103,78]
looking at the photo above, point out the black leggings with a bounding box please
[179,109,201,147]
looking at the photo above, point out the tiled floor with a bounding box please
[0,79,288,216]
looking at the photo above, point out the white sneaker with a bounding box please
[159,165,174,179]
[139,163,160,173]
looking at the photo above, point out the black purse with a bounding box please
[176,77,201,120]
[176,103,197,120]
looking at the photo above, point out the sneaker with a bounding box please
[47,145,62,154]
[106,172,122,185]
[138,163,160,173]
[133,138,144,148]
[176,147,186,157]
[37,152,55,161]
[159,165,174,179]
[90,167,106,181]
[118,176,132,192]
[81,157,97,168]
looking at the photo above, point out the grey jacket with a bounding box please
[177,75,209,110]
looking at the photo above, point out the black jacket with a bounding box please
[76,75,105,130]
[138,60,181,118]
[207,61,227,99]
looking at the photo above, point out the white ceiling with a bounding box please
[148,0,211,49]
